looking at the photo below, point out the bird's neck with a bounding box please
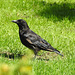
[19,26,29,35]
[19,25,29,30]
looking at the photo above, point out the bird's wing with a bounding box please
[23,30,50,50]
[33,38,51,50]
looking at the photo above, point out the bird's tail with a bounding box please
[54,49,63,56]
[47,46,63,56]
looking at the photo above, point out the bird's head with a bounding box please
[12,19,29,29]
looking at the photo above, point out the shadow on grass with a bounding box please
[0,52,50,61]
[0,52,24,59]
[37,58,49,61]
[35,1,75,22]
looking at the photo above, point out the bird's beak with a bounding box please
[11,20,17,23]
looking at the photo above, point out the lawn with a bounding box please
[0,0,75,75]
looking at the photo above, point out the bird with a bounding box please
[12,19,63,58]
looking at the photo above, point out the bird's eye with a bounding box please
[21,21,22,22]
[18,20,22,23]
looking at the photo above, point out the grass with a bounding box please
[0,0,75,75]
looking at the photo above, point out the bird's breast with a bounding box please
[19,34,34,50]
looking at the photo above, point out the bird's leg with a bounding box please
[34,55,37,59]
[34,50,38,59]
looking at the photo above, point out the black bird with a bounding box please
[12,19,63,57]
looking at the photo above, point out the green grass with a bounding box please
[0,0,75,75]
